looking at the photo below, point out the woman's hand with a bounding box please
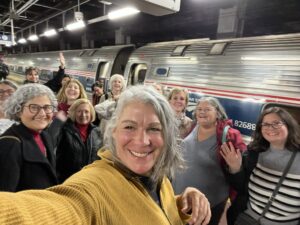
[177,187,211,225]
[59,52,65,69]
[220,141,242,174]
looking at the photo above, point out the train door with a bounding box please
[95,61,110,92]
[127,63,148,86]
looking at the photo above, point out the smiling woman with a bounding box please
[0,85,211,225]
[0,84,59,192]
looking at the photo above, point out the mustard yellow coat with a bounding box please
[0,151,189,225]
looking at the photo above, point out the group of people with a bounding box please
[0,55,299,225]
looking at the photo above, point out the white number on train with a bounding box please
[234,120,256,131]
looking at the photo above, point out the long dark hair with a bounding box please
[249,107,300,152]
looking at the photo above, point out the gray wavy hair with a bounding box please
[196,96,228,120]
[4,83,57,121]
[104,85,184,184]
[109,74,126,92]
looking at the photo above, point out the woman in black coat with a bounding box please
[0,84,60,192]
[56,98,102,183]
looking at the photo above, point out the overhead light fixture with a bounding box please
[43,29,57,37]
[99,0,112,5]
[28,34,39,41]
[108,7,140,20]
[18,38,27,44]
[65,20,86,31]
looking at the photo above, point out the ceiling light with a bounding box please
[65,20,86,31]
[43,29,57,37]
[18,38,27,44]
[28,34,39,41]
[108,7,140,20]
[99,0,112,5]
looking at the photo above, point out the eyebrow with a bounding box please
[120,120,161,126]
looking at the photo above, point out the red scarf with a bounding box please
[75,123,89,142]
[30,130,47,156]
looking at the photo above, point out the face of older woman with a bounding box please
[26,70,39,83]
[112,101,164,176]
[0,83,15,102]
[261,113,288,149]
[195,101,217,127]
[20,95,54,132]
[75,103,91,125]
[112,78,122,92]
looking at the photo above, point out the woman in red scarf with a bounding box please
[56,98,102,183]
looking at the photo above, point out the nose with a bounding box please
[134,129,150,146]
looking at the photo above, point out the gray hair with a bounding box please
[109,74,126,92]
[196,96,228,120]
[0,80,18,90]
[104,85,184,184]
[4,84,57,121]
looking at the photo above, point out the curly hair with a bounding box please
[249,107,300,152]
[104,85,184,185]
[4,83,57,121]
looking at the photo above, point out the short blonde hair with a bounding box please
[68,98,96,123]
[168,88,189,111]
[57,79,87,103]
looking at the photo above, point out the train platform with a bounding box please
[7,72,25,85]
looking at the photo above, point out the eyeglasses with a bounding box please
[261,121,285,129]
[23,104,55,114]
[0,89,14,95]
[196,108,214,113]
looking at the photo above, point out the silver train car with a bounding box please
[4,33,300,140]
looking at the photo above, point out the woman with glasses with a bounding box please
[56,99,102,183]
[222,107,300,225]
[174,96,246,225]
[0,80,18,135]
[0,84,59,192]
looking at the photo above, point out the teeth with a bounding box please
[129,150,149,158]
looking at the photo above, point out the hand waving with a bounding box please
[220,142,242,174]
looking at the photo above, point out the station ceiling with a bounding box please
[1,0,300,52]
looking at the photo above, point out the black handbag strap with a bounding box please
[259,150,297,220]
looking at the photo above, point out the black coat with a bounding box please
[56,119,102,183]
[0,123,58,192]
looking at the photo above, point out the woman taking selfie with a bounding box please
[0,86,211,225]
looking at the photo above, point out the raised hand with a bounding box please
[220,141,242,174]
[59,52,65,68]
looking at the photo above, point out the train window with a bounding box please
[155,67,169,77]
[87,63,94,70]
[129,63,148,85]
[209,42,227,55]
[171,45,187,56]
[78,50,86,57]
[88,50,97,56]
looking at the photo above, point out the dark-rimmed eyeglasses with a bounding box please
[23,104,55,114]
[261,121,285,129]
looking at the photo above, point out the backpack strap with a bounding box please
[0,135,21,143]
[222,125,230,144]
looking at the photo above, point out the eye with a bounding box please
[124,125,135,130]
[149,127,162,132]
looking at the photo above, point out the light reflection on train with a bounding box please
[4,33,300,140]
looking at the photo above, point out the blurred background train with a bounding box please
[3,32,300,141]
